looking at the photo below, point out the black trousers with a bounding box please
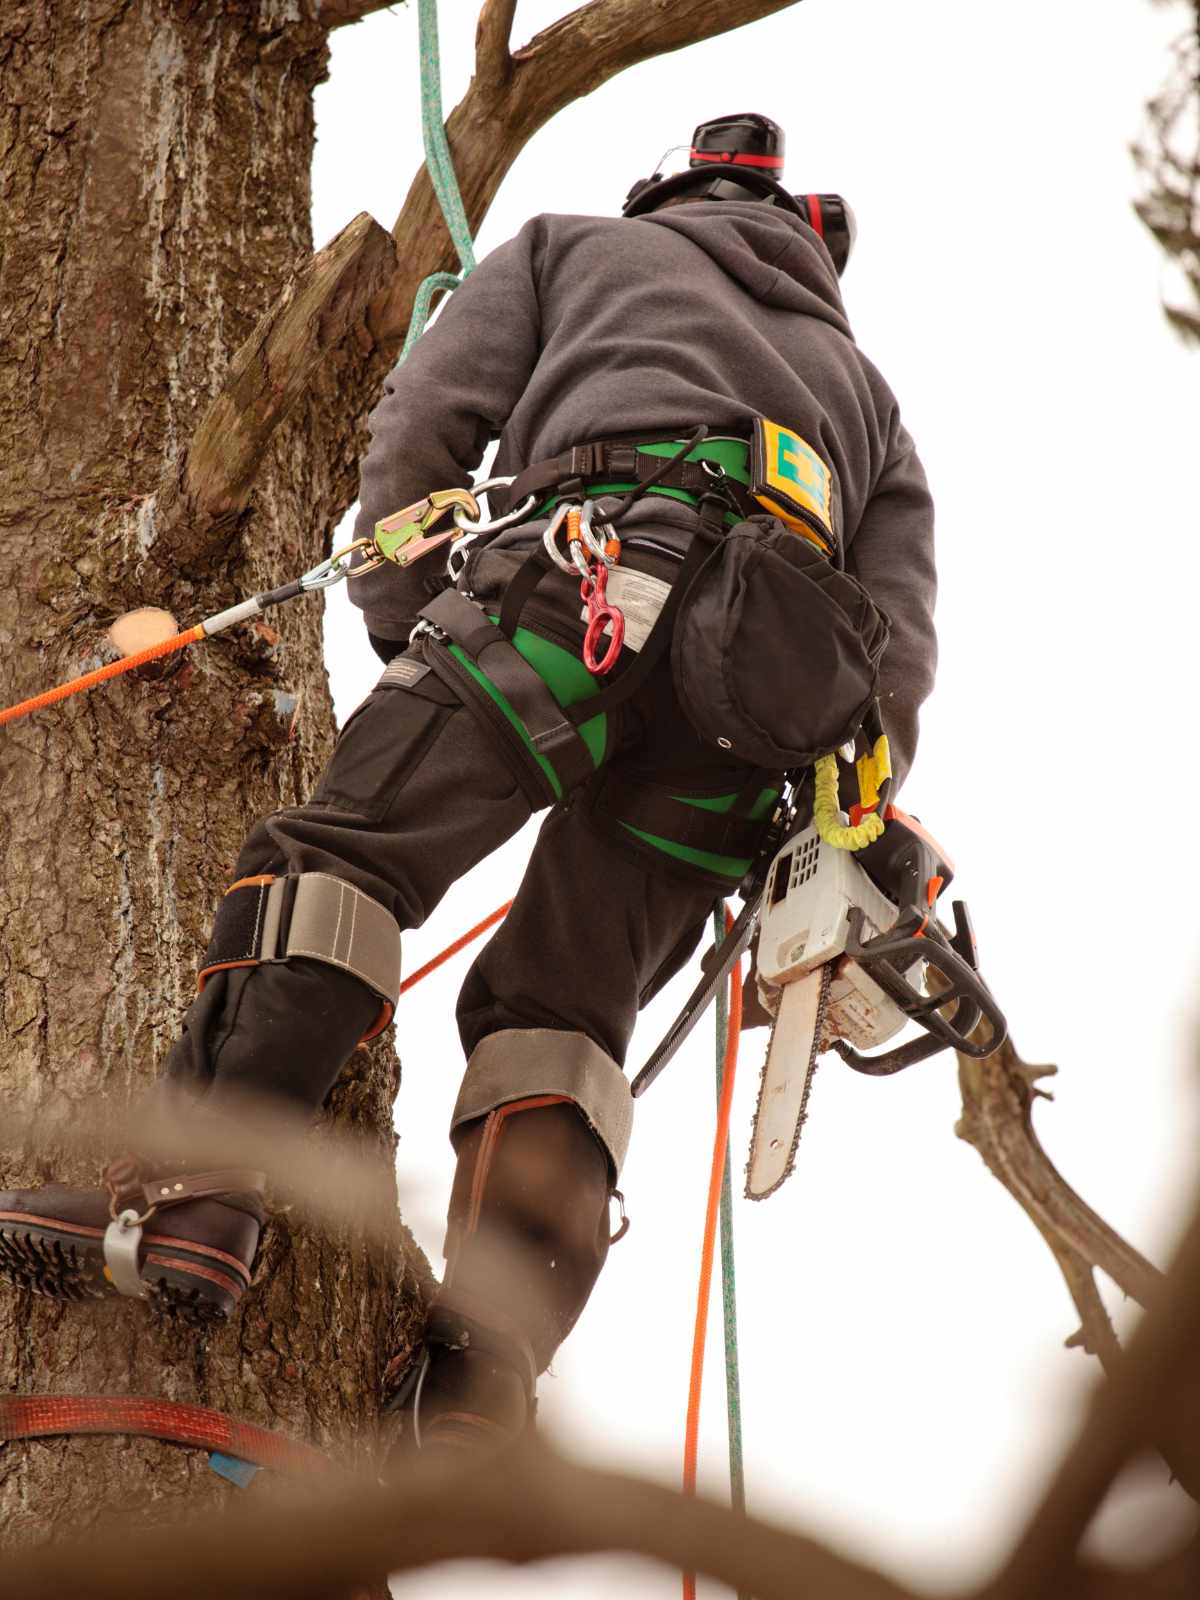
[163,624,753,1115]
[160,603,763,1397]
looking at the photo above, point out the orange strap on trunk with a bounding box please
[0,1393,334,1476]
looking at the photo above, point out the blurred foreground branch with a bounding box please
[3,1171,1200,1600]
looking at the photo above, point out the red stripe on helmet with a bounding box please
[805,194,825,238]
[690,149,785,170]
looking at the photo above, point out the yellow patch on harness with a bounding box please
[751,418,835,553]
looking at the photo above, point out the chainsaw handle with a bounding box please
[831,987,984,1077]
[843,904,1006,1060]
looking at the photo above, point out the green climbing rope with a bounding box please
[713,907,748,1587]
[402,0,478,360]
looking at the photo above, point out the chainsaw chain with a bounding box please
[746,962,833,1202]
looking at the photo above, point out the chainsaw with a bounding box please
[632,793,1007,1199]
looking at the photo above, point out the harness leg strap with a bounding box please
[198,873,402,1044]
[419,588,596,794]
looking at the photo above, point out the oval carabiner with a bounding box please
[581,564,625,675]
[541,503,577,575]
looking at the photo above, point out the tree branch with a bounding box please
[475,0,519,86]
[319,0,404,29]
[0,1435,925,1600]
[988,1188,1200,1600]
[955,1031,1200,1500]
[369,0,805,343]
[956,1038,1163,1309]
[152,212,396,571]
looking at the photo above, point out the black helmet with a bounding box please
[622,113,856,276]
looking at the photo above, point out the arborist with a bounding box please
[0,114,936,1454]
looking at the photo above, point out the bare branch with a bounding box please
[955,1032,1200,1501]
[369,0,805,342]
[476,0,519,86]
[955,1038,1163,1309]
[989,1189,1200,1600]
[0,1434,927,1600]
[1132,24,1200,343]
[320,0,404,28]
[153,212,396,570]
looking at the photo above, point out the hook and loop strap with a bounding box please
[0,1394,335,1477]
[198,873,402,1042]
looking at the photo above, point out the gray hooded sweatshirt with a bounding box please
[351,202,936,783]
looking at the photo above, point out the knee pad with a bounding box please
[198,872,402,1044]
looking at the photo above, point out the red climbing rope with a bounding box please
[0,1394,335,1475]
[0,626,204,728]
[399,901,513,993]
[682,905,743,1600]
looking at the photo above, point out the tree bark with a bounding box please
[0,0,422,1564]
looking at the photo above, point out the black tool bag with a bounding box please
[670,514,890,770]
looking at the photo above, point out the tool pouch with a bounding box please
[670,514,890,770]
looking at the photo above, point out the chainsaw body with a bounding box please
[755,806,1003,1077]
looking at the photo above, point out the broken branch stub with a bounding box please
[155,212,397,571]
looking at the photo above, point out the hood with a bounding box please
[634,200,852,337]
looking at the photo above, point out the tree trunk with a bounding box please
[0,0,423,1556]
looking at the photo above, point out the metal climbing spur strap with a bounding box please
[197,873,403,1043]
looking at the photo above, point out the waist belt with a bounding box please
[507,433,754,516]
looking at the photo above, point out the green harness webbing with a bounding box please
[535,435,754,524]
[402,0,478,360]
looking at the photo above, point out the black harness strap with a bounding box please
[420,589,596,793]
[507,432,752,510]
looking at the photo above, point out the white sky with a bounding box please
[310,3,1200,1595]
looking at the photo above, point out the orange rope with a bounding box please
[682,905,742,1600]
[398,901,513,994]
[0,625,204,729]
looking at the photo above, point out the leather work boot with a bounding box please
[0,1155,266,1326]
[394,1293,537,1462]
[388,1097,619,1465]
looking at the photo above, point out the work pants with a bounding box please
[161,602,755,1388]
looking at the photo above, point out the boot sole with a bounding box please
[0,1210,252,1328]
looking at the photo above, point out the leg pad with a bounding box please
[451,1028,632,1179]
[198,873,402,1043]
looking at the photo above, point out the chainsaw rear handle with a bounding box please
[842,902,1007,1062]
